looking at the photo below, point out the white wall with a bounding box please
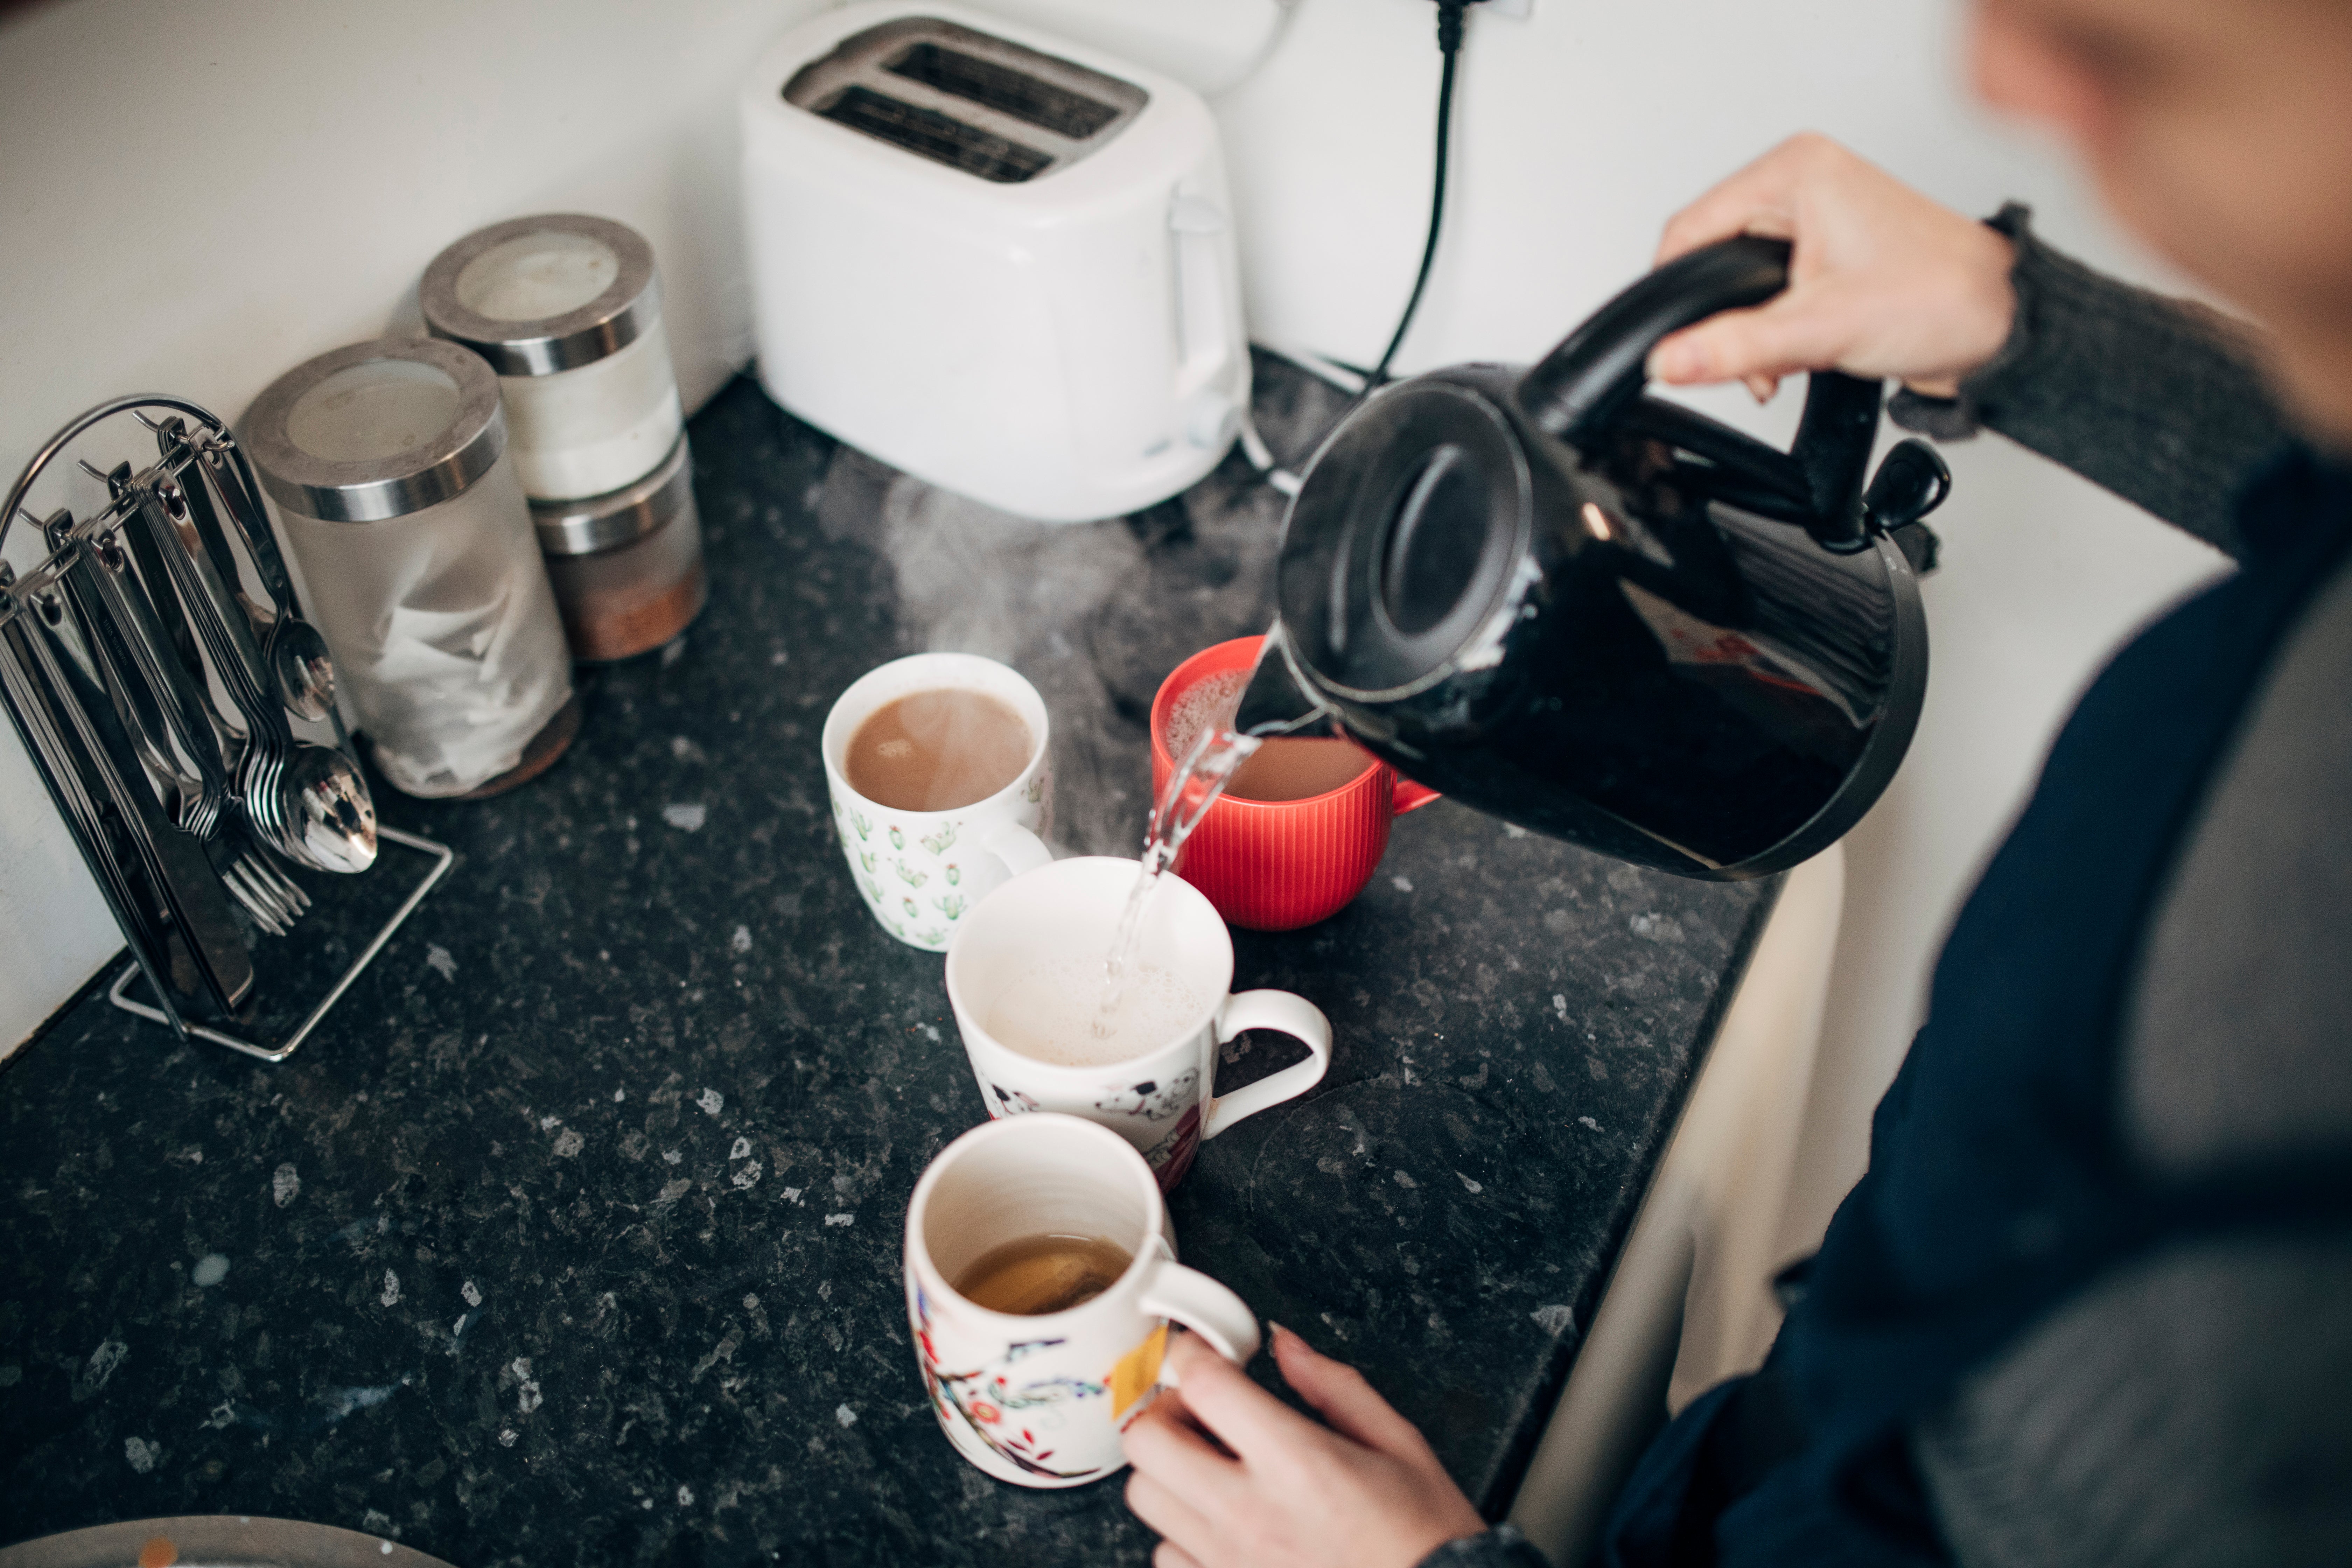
[0,0,833,1052]
[1211,0,2226,1259]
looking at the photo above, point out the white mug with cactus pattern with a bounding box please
[823,653,1054,951]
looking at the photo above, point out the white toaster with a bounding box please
[740,2,1251,523]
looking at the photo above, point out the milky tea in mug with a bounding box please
[1149,637,1441,931]
[821,653,1052,952]
[846,689,1033,812]
[1163,668,1375,804]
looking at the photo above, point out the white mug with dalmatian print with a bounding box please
[823,653,1055,951]
[945,856,1334,1190]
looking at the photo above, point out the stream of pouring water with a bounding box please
[1090,721,1261,1041]
[1091,634,1336,1041]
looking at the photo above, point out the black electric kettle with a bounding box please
[1234,236,1952,880]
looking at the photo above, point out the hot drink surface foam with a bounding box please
[1164,670,1250,766]
[1164,667,1374,802]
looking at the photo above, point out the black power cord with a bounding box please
[1370,0,1478,389]
[1247,0,1479,488]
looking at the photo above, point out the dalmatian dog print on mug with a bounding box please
[947,858,1332,1191]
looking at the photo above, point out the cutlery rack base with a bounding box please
[105,824,453,1062]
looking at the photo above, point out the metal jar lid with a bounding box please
[245,337,507,523]
[420,214,662,377]
[529,432,694,556]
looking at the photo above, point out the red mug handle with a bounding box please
[1392,775,1442,814]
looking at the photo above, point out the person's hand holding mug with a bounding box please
[1122,1325,1486,1568]
[1647,132,2020,402]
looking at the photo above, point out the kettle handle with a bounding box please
[1517,236,1882,553]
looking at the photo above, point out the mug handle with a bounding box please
[1137,1256,1262,1368]
[1202,990,1332,1140]
[1393,776,1442,814]
[982,821,1053,878]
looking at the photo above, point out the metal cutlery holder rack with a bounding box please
[2,396,449,1062]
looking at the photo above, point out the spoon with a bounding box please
[159,423,342,723]
[139,431,376,875]
[266,740,378,874]
[190,449,341,721]
[270,615,337,722]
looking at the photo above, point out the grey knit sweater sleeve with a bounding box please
[1914,1235,2352,1568]
[1888,205,2298,560]
[1415,1523,1554,1568]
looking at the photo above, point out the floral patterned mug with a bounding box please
[822,653,1054,951]
[945,856,1334,1189]
[905,1113,1260,1488]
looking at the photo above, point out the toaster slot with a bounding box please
[884,41,1119,140]
[818,85,1052,184]
[784,18,1149,181]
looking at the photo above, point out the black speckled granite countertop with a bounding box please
[0,360,1773,1566]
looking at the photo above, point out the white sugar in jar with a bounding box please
[421,214,683,502]
[247,338,576,799]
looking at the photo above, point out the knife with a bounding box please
[13,530,253,1018]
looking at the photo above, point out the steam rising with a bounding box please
[814,352,1350,856]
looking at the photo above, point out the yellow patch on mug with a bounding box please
[1109,1322,1169,1418]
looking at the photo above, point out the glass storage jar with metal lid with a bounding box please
[420,213,684,502]
[246,337,578,800]
[531,431,707,662]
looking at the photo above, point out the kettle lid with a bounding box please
[1278,375,1533,698]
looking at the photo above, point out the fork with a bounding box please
[216,840,312,936]
[78,474,315,937]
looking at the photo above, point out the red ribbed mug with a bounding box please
[1150,637,1440,931]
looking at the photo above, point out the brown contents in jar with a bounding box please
[533,435,708,663]
[547,554,707,662]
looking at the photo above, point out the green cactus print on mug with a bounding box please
[825,654,1055,953]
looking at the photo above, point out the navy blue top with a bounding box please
[1594,450,2352,1566]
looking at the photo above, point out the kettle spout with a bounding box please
[1234,624,1330,738]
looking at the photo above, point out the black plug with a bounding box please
[1432,0,1483,55]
